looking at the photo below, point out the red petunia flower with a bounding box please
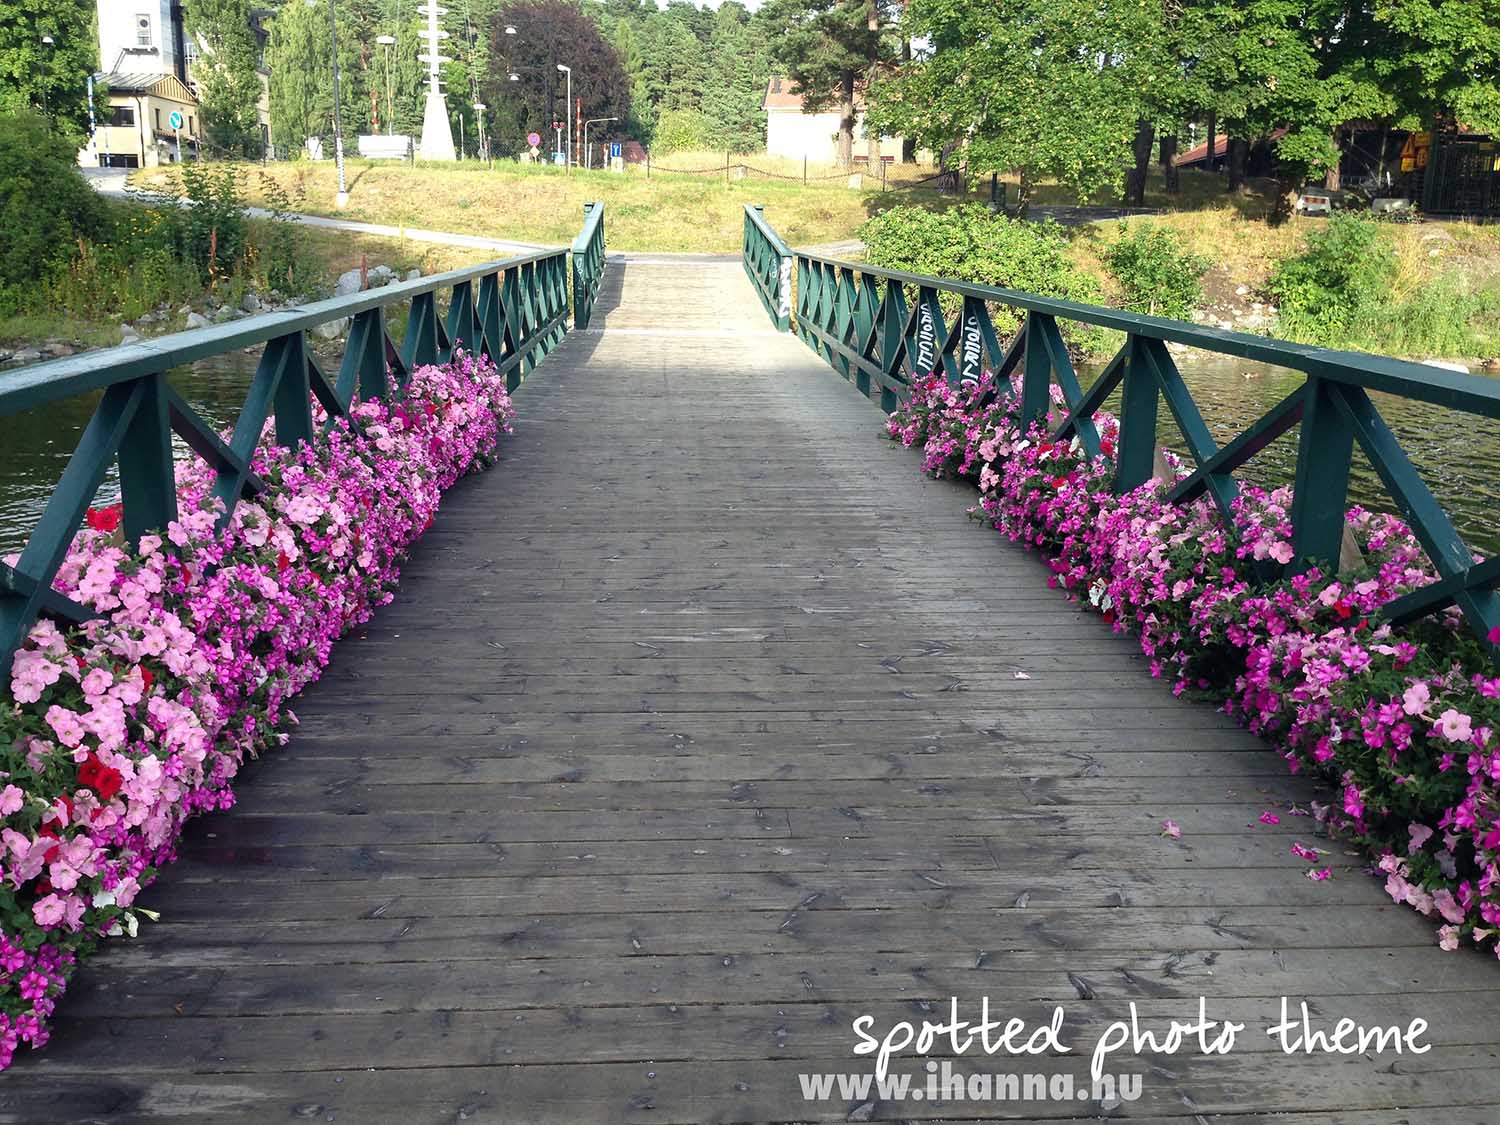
[1333,601,1354,620]
[277,551,290,574]
[84,504,123,533]
[140,666,154,690]
[93,767,124,802]
[77,756,105,791]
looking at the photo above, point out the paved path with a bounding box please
[5,261,1499,1123]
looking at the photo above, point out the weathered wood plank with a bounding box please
[12,259,1493,1120]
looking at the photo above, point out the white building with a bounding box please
[83,2,274,166]
[762,77,903,166]
[96,1,190,83]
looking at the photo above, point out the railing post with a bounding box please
[1020,311,1053,427]
[1289,376,1355,571]
[1113,335,1160,492]
[573,202,596,329]
[118,372,178,544]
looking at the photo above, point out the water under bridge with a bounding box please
[1,204,1499,1123]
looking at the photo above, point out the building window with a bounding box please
[154,107,161,132]
[107,105,136,127]
[136,13,153,47]
[188,115,194,135]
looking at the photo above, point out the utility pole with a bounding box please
[556,64,571,169]
[326,0,348,206]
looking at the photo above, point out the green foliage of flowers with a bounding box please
[1101,222,1210,320]
[860,205,1112,354]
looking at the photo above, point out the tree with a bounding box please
[0,110,107,292]
[183,0,264,154]
[484,0,630,156]
[265,1,328,151]
[701,3,770,151]
[0,0,97,142]
[866,0,1139,206]
[762,0,894,167]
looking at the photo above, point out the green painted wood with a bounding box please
[272,332,315,450]
[1053,342,1126,460]
[1171,388,1304,505]
[571,203,606,330]
[0,379,146,655]
[1289,378,1356,572]
[1034,313,1100,457]
[163,385,266,498]
[339,309,387,404]
[754,212,1500,649]
[1020,311,1054,425]
[443,280,478,363]
[117,373,178,545]
[1333,384,1500,645]
[741,205,790,332]
[2,237,583,673]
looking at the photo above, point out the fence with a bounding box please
[0,205,605,668]
[741,207,1500,655]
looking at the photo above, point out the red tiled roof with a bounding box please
[763,78,865,112]
[1174,127,1287,166]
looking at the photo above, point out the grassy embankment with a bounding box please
[0,221,493,353]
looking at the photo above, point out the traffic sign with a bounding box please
[527,132,541,148]
[609,141,622,159]
[168,110,184,130]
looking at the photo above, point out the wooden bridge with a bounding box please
[3,206,1500,1123]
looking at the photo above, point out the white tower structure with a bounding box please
[417,0,456,161]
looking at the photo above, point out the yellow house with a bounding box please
[82,71,200,169]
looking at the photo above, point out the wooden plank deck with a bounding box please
[6,259,1500,1123]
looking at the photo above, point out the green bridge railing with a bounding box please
[743,207,1500,656]
[0,205,605,669]
[571,202,607,329]
[742,205,792,332]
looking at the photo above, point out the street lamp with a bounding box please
[307,0,348,206]
[376,34,395,135]
[504,24,517,35]
[556,63,571,169]
[40,35,53,116]
[583,116,617,170]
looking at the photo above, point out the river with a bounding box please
[1,352,1497,558]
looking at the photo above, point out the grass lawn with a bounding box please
[134,158,959,253]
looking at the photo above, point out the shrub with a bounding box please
[651,109,715,156]
[1268,215,1394,346]
[0,112,108,305]
[859,205,1111,354]
[1101,222,1210,319]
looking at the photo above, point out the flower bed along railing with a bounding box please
[0,211,602,1066]
[743,209,1500,956]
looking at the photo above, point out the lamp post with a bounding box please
[40,35,53,116]
[556,63,571,170]
[307,0,348,206]
[583,116,617,171]
[473,102,487,161]
[376,34,395,135]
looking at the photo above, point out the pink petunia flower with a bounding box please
[1160,819,1181,839]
